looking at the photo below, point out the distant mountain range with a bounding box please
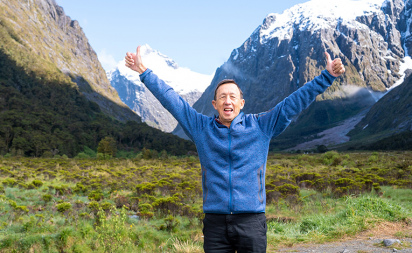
[107,45,212,132]
[169,0,412,151]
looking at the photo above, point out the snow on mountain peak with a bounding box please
[116,44,212,95]
[260,0,388,43]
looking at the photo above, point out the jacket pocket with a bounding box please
[257,166,264,204]
[202,167,208,203]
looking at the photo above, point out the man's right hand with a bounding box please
[125,45,147,74]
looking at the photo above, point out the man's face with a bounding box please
[212,83,245,128]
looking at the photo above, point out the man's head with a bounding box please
[212,79,245,128]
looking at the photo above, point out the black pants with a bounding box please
[203,213,267,253]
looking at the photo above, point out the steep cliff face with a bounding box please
[0,0,139,122]
[175,0,412,148]
[348,71,412,141]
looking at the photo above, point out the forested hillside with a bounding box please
[0,48,195,157]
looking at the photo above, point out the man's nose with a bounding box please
[224,97,231,104]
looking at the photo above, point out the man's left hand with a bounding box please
[325,52,345,77]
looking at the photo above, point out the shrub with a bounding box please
[266,190,281,204]
[158,215,180,232]
[42,194,52,203]
[295,172,321,183]
[56,202,72,213]
[136,182,156,196]
[152,194,182,216]
[88,201,100,214]
[95,207,133,252]
[73,183,87,194]
[373,183,381,193]
[3,178,17,187]
[100,201,113,212]
[52,185,71,196]
[333,178,362,197]
[114,195,130,209]
[27,179,43,189]
[277,184,299,197]
[88,190,104,201]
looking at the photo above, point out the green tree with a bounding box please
[97,136,117,158]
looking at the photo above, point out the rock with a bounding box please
[341,249,350,253]
[383,239,401,247]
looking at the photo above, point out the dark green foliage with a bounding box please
[42,194,52,203]
[27,179,43,189]
[158,215,180,232]
[97,136,117,158]
[152,194,182,216]
[0,49,196,157]
[56,202,72,213]
[73,182,87,194]
[88,190,104,201]
[277,184,300,197]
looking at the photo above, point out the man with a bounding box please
[125,46,345,252]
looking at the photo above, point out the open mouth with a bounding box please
[224,108,233,113]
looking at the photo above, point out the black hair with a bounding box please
[213,79,243,100]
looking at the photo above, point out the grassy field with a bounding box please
[0,151,411,252]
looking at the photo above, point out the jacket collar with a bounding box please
[214,112,244,129]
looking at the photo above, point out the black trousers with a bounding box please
[203,213,267,253]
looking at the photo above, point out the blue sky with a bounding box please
[56,0,308,75]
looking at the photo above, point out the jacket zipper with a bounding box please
[228,128,233,214]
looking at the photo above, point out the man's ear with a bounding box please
[212,100,217,110]
[240,99,245,110]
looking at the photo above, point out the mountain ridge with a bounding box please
[172,0,412,150]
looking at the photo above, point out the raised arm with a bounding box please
[257,52,345,137]
[124,46,207,141]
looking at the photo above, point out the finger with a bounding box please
[335,65,345,75]
[136,45,141,57]
[125,57,134,65]
[325,52,332,63]
[333,62,343,72]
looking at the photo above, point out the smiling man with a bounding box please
[212,79,245,128]
[125,46,345,253]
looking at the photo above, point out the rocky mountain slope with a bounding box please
[175,0,412,150]
[0,0,139,122]
[108,45,212,132]
[346,70,412,148]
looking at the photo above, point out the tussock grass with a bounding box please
[0,152,411,252]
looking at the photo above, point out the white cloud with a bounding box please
[98,49,117,71]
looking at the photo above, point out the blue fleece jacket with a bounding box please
[139,69,336,214]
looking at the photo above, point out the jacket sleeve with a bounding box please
[139,69,207,141]
[257,70,336,138]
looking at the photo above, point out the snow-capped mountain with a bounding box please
[175,0,412,149]
[108,45,213,132]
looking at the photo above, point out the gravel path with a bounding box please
[273,222,412,253]
[275,238,412,252]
